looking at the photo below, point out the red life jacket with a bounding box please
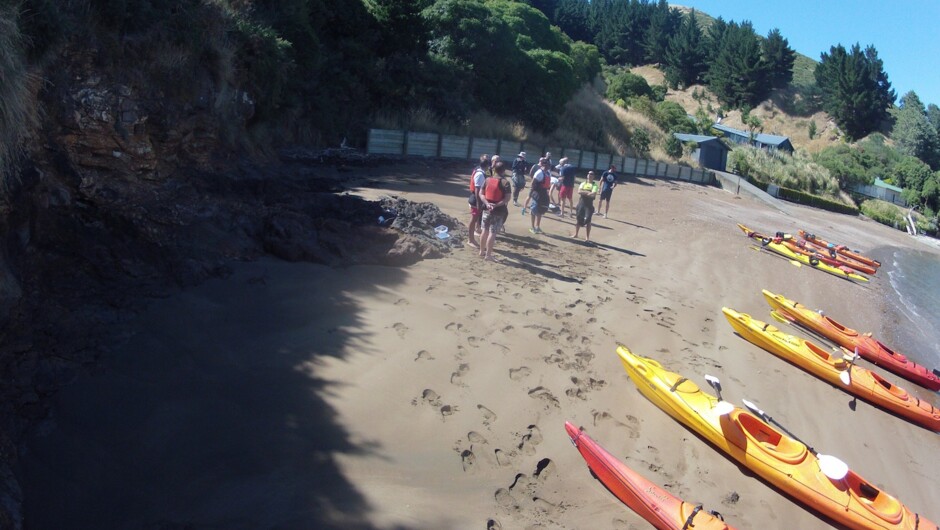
[538,169,552,190]
[483,176,505,202]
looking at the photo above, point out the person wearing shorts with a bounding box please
[598,164,617,218]
[528,158,551,234]
[556,157,577,218]
[479,161,512,261]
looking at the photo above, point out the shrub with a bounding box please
[664,135,682,159]
[606,71,653,101]
[860,199,906,228]
[631,128,651,156]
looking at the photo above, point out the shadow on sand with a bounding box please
[17,258,415,530]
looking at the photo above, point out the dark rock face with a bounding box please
[0,64,464,527]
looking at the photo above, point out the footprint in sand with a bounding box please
[534,457,555,480]
[491,342,510,355]
[528,386,560,409]
[445,322,464,334]
[414,350,435,362]
[494,448,514,467]
[458,446,476,471]
[500,324,514,333]
[416,389,441,407]
[468,431,488,444]
[592,410,640,438]
[478,404,497,425]
[518,425,543,455]
[450,363,470,386]
[538,330,558,342]
[440,404,458,420]
[467,336,483,348]
[486,519,502,530]
[392,322,409,338]
[394,298,409,306]
[565,376,607,400]
[509,366,531,381]
[443,303,455,311]
[494,488,519,510]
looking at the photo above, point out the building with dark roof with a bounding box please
[673,133,731,171]
[711,123,794,153]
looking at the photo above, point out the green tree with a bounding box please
[815,43,895,140]
[655,100,695,132]
[814,143,878,188]
[369,0,432,109]
[891,91,940,169]
[606,70,653,101]
[927,104,940,135]
[642,0,681,65]
[664,134,682,158]
[553,0,591,43]
[761,28,795,90]
[705,21,770,108]
[663,9,707,90]
[569,41,602,85]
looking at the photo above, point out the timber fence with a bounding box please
[367,128,716,185]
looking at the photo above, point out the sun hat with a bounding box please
[519,151,526,157]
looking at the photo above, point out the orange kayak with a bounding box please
[723,307,940,432]
[788,239,878,275]
[763,290,940,392]
[798,229,882,268]
[618,346,938,530]
[738,224,876,275]
[565,421,734,530]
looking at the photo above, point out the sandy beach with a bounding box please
[18,160,940,529]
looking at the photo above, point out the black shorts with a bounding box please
[599,188,613,201]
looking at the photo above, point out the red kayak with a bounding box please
[798,230,882,269]
[763,290,940,391]
[788,239,878,275]
[565,421,735,530]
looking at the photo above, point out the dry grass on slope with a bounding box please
[630,65,841,154]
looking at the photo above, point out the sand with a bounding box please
[18,161,940,529]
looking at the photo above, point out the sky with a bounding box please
[673,1,940,108]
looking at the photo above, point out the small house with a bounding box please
[711,123,794,153]
[673,133,731,171]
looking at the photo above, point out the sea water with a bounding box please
[883,242,940,371]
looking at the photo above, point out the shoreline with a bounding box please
[15,160,939,529]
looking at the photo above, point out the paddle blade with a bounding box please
[741,399,765,418]
[839,370,851,385]
[818,454,849,480]
[713,401,735,416]
[704,374,721,389]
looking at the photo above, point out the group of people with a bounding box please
[467,151,620,261]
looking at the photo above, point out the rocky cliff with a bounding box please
[0,51,463,529]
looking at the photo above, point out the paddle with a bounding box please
[838,347,860,386]
[749,245,802,267]
[741,399,849,480]
[704,375,735,416]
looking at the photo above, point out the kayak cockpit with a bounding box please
[734,412,807,464]
[871,372,910,401]
[823,316,858,337]
[841,471,904,524]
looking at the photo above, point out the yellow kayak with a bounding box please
[617,345,936,530]
[737,224,869,282]
[722,307,940,432]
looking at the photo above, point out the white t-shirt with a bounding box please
[473,169,486,192]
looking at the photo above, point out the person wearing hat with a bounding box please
[510,151,529,206]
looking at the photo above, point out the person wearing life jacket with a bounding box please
[527,158,552,234]
[478,161,512,262]
[467,154,491,249]
[511,151,529,206]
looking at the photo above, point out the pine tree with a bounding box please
[815,43,895,140]
[663,9,707,89]
[762,28,795,89]
[642,0,680,64]
[892,91,940,169]
[705,21,769,108]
